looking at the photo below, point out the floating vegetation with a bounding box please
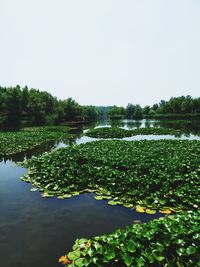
[60,210,200,266]
[30,187,38,192]
[22,126,71,133]
[21,140,200,211]
[85,127,181,138]
[0,126,71,156]
[19,139,200,266]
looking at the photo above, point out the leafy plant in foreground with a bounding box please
[60,210,200,267]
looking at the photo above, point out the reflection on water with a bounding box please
[0,119,200,267]
[86,119,200,137]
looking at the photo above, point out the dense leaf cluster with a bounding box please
[22,140,200,211]
[86,127,181,138]
[61,211,200,267]
[0,126,71,156]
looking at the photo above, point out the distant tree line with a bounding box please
[0,86,199,128]
[0,86,99,127]
[107,95,200,119]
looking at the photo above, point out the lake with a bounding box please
[0,119,199,267]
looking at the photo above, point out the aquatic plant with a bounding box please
[60,210,200,266]
[21,140,199,211]
[85,127,181,138]
[0,126,71,156]
[22,126,72,133]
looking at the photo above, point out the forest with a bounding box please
[108,96,200,119]
[0,85,200,128]
[0,85,99,128]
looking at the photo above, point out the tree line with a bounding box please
[0,85,99,127]
[108,95,200,119]
[0,86,199,128]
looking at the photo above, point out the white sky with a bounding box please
[0,0,199,107]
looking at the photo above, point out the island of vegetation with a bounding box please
[0,126,71,156]
[85,127,181,139]
[20,140,200,267]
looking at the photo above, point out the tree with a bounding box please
[143,105,151,115]
[82,106,99,121]
[133,104,143,119]
[108,106,125,119]
[62,98,83,121]
[126,103,135,119]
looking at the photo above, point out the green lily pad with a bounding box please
[95,195,104,200]
[41,192,53,198]
[123,203,134,208]
[146,209,156,214]
[71,192,80,196]
[108,200,117,206]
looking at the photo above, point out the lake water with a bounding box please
[0,119,200,267]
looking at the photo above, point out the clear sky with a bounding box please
[0,0,199,107]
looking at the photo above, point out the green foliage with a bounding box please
[125,96,200,120]
[21,140,199,211]
[126,104,143,119]
[108,106,126,119]
[0,86,99,127]
[86,127,133,138]
[0,126,71,156]
[144,96,200,119]
[61,98,83,121]
[1,87,199,126]
[62,211,199,266]
[82,106,99,121]
[22,126,71,133]
[157,96,200,114]
[85,127,181,138]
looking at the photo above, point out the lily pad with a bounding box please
[159,209,171,214]
[41,192,53,198]
[146,209,156,214]
[123,203,134,208]
[136,205,145,213]
[95,196,104,200]
[30,188,38,192]
[108,200,117,206]
[71,192,80,196]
